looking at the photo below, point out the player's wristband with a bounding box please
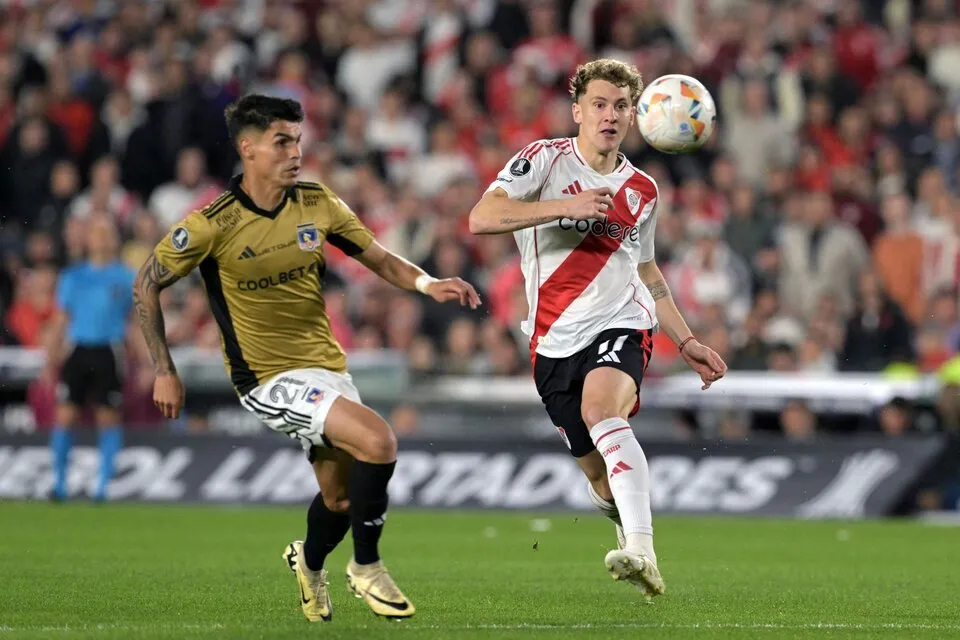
[678,336,695,353]
[415,274,438,295]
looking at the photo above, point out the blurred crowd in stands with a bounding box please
[2,0,960,436]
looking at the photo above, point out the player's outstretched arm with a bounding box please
[468,187,613,235]
[638,259,727,390]
[353,241,481,309]
[133,253,185,418]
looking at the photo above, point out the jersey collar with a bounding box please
[228,174,296,219]
[571,137,628,175]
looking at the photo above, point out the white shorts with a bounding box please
[239,368,361,455]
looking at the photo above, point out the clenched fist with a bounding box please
[563,187,614,222]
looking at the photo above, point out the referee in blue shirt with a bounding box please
[46,216,135,502]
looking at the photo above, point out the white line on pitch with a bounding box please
[0,624,226,633]
[458,622,960,631]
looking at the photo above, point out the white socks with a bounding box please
[586,481,626,549]
[586,481,620,522]
[589,417,656,563]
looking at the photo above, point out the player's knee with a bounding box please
[95,408,121,428]
[56,406,77,427]
[322,493,350,513]
[581,401,622,429]
[358,425,397,463]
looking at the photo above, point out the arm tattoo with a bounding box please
[499,215,558,229]
[133,254,181,375]
[647,278,670,301]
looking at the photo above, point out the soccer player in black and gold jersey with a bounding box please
[132,95,480,622]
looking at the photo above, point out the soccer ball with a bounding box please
[636,74,716,154]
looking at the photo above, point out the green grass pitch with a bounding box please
[1,503,959,639]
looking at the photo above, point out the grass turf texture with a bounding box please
[1,503,958,639]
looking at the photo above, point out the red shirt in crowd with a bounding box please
[6,300,55,348]
[47,98,97,158]
[833,21,881,91]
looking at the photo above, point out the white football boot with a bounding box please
[604,548,666,602]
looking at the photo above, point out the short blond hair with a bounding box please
[568,59,644,104]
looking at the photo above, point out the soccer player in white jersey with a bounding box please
[469,59,728,598]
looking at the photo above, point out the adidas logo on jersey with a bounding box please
[238,246,257,260]
[561,180,583,195]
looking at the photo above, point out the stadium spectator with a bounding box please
[441,316,482,375]
[778,191,869,320]
[797,335,837,373]
[337,20,415,112]
[873,193,925,324]
[100,88,146,158]
[165,286,220,351]
[512,0,584,90]
[46,62,109,180]
[834,165,881,246]
[800,49,860,117]
[877,397,913,437]
[22,230,57,269]
[936,356,960,432]
[716,409,751,442]
[723,183,776,286]
[35,160,80,237]
[780,399,817,441]
[1,115,67,235]
[410,120,475,198]
[839,270,914,372]
[916,287,960,371]
[385,293,423,352]
[148,147,221,229]
[389,404,421,437]
[366,82,426,186]
[69,155,140,227]
[479,319,525,375]
[723,80,795,187]
[6,264,57,348]
[729,309,769,371]
[666,218,752,327]
[122,212,163,273]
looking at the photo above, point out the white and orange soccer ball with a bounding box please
[636,74,716,154]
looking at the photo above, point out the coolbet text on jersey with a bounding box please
[486,137,660,360]
[154,176,374,395]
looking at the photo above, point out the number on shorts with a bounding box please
[269,384,295,405]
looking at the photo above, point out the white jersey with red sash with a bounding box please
[486,137,660,361]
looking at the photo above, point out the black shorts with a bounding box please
[533,328,653,458]
[59,345,123,409]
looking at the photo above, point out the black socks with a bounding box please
[349,460,396,565]
[303,492,351,571]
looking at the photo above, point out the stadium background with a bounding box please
[0,0,958,516]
